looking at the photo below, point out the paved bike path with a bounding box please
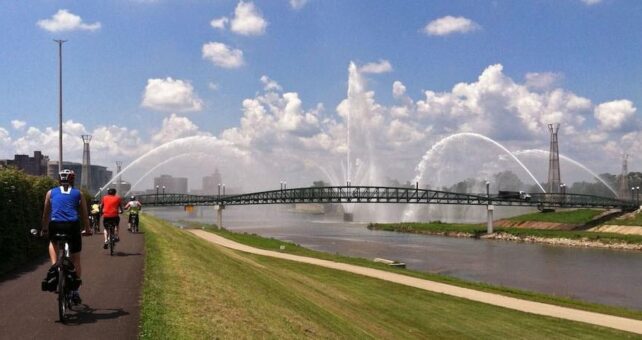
[190,229,642,335]
[0,217,143,340]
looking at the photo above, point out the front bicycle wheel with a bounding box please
[57,268,67,323]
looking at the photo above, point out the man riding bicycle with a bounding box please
[41,169,91,304]
[100,188,123,249]
[90,199,101,232]
[124,195,142,232]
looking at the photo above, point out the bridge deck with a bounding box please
[137,186,637,211]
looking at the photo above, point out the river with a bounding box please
[148,206,642,311]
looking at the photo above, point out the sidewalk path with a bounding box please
[0,218,143,340]
[190,229,642,335]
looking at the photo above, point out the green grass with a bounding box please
[507,209,603,224]
[369,221,642,245]
[140,215,641,338]
[182,220,642,322]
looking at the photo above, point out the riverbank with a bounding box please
[139,214,642,338]
[367,222,642,251]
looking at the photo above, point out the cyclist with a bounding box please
[90,199,101,232]
[100,188,123,249]
[41,169,91,304]
[124,195,142,232]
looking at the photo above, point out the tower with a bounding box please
[81,135,92,191]
[547,124,561,193]
[116,161,123,196]
[618,154,629,199]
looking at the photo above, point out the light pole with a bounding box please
[162,185,166,195]
[222,184,226,196]
[218,183,221,199]
[637,186,640,206]
[155,185,159,203]
[54,39,67,172]
[485,180,493,234]
[632,187,635,202]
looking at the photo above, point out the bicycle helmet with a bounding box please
[130,195,136,200]
[59,169,75,185]
[107,188,117,195]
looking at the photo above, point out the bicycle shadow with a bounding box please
[62,305,129,325]
[115,252,142,257]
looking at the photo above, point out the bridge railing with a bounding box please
[136,186,637,210]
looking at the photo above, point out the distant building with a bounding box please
[201,169,222,195]
[48,161,112,194]
[1,151,49,176]
[153,174,188,194]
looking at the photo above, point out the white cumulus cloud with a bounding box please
[581,0,603,5]
[210,17,229,30]
[202,42,244,69]
[141,77,204,112]
[423,16,480,36]
[37,9,101,32]
[290,0,309,10]
[152,113,210,144]
[594,100,636,131]
[359,60,393,74]
[230,1,268,36]
[11,120,26,130]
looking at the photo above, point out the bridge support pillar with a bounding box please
[216,205,225,229]
[487,204,494,234]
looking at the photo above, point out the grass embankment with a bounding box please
[507,209,602,224]
[179,220,642,322]
[370,209,642,246]
[140,215,640,338]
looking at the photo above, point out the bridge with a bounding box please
[137,185,637,230]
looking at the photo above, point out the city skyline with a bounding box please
[1,1,641,190]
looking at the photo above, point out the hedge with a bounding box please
[0,168,57,276]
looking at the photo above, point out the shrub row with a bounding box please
[0,168,57,276]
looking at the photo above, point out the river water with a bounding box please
[148,206,642,311]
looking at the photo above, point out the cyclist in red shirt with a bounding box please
[100,188,123,249]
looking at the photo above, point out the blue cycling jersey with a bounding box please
[50,186,81,222]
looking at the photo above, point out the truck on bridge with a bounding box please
[497,190,532,201]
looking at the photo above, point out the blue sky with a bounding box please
[1,0,641,190]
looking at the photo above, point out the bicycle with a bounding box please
[89,214,100,233]
[129,213,139,233]
[33,229,81,323]
[104,220,117,256]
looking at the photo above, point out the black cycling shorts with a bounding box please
[103,216,120,229]
[48,221,82,254]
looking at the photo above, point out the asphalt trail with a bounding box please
[0,217,143,340]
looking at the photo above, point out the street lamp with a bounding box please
[632,187,636,202]
[222,184,226,196]
[162,185,166,195]
[218,183,221,198]
[636,186,640,206]
[156,185,159,203]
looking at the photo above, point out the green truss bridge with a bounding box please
[138,185,635,210]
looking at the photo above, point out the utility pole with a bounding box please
[54,39,67,173]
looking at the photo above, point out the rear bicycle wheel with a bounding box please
[109,229,115,256]
[57,268,67,323]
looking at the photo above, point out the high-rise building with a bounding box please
[201,169,222,195]
[153,174,188,194]
[2,151,49,176]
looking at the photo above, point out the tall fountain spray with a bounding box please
[514,149,618,197]
[403,132,546,222]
